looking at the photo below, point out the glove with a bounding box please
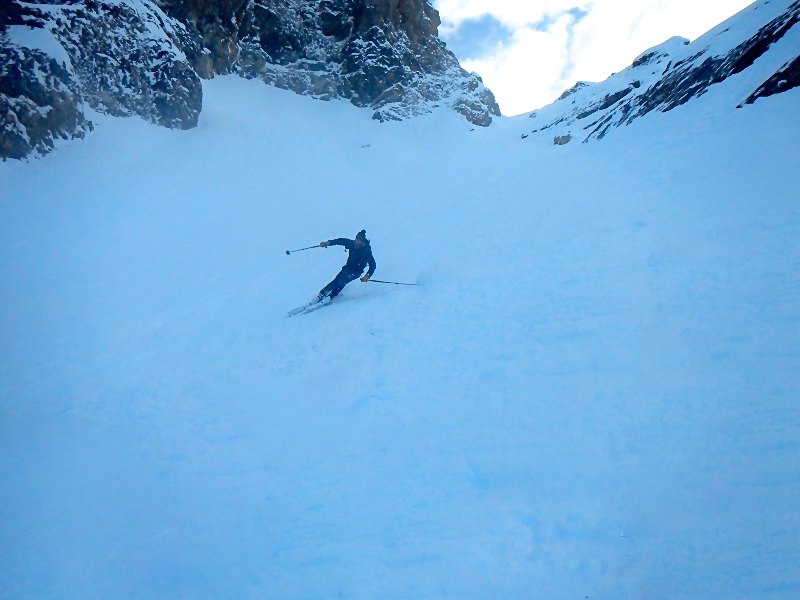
[360,274,370,282]
[320,241,330,247]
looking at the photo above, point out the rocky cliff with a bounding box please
[0,0,499,159]
[520,0,800,145]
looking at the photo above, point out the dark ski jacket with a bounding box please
[328,238,376,277]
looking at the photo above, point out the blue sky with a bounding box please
[434,0,755,115]
[441,15,516,60]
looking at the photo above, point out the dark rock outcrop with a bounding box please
[52,1,202,129]
[158,0,499,123]
[553,134,571,146]
[744,54,800,104]
[1,0,202,159]
[0,44,91,159]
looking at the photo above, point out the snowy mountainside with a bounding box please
[0,74,799,599]
[0,0,499,159]
[521,0,800,144]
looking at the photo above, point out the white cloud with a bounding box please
[435,0,755,115]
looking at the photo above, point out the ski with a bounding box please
[286,297,331,317]
[286,301,317,317]
[301,299,332,314]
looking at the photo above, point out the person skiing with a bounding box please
[317,230,376,300]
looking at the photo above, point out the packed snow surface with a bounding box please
[1,76,799,599]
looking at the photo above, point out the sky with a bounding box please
[434,0,755,116]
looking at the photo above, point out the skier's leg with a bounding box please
[327,273,348,298]
[319,268,348,298]
[329,269,360,299]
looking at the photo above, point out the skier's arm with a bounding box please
[320,238,353,249]
[367,252,376,277]
[360,251,376,282]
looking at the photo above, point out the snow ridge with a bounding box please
[521,0,800,145]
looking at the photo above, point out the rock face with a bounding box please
[157,0,499,124]
[744,54,800,104]
[553,134,571,146]
[521,0,800,144]
[1,0,499,159]
[1,3,85,158]
[0,42,90,159]
[1,0,203,159]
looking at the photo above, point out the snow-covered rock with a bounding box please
[0,0,499,159]
[521,0,800,144]
[159,0,500,124]
[0,42,91,159]
[1,0,202,159]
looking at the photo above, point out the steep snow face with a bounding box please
[521,0,800,145]
[0,74,799,599]
[0,0,499,160]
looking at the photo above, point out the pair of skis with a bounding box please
[286,279,417,317]
[286,296,332,317]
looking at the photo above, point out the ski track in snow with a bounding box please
[1,75,799,599]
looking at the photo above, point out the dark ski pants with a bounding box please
[320,267,361,298]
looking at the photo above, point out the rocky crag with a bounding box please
[1,0,499,159]
[521,0,800,145]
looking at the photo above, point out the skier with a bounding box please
[317,230,376,301]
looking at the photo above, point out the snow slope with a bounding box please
[1,75,799,599]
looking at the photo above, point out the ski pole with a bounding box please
[368,279,417,286]
[285,245,319,255]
